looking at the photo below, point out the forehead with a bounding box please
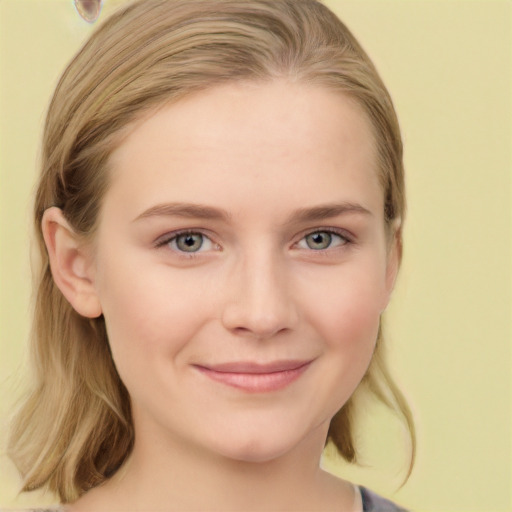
[105,80,382,220]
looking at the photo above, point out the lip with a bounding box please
[193,360,312,393]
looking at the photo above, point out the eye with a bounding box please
[174,233,204,252]
[297,230,348,250]
[157,231,215,253]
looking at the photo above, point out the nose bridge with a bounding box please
[221,243,297,338]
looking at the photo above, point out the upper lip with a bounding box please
[195,360,312,374]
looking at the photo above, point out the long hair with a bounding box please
[8,0,414,502]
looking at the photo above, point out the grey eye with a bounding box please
[297,231,348,251]
[175,233,204,252]
[305,232,332,250]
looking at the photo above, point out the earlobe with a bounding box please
[41,207,102,318]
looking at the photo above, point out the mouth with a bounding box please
[193,360,312,393]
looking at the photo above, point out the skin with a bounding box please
[43,80,399,511]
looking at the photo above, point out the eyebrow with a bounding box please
[290,202,373,223]
[133,201,372,223]
[133,202,232,222]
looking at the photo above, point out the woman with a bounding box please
[8,1,414,510]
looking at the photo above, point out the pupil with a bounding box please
[177,233,202,252]
[307,232,331,250]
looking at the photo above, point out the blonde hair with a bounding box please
[9,0,414,503]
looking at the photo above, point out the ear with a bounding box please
[381,220,402,312]
[41,207,102,318]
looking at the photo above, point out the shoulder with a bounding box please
[359,486,409,512]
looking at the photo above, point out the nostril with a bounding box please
[227,317,291,340]
[220,264,298,338]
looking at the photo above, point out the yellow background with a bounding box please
[0,1,510,510]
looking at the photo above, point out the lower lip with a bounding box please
[195,363,311,393]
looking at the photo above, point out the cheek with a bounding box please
[95,256,215,377]
[304,263,385,339]
[301,263,385,378]
[312,275,384,414]
[323,290,381,365]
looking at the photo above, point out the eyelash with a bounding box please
[154,229,217,256]
[154,228,354,256]
[294,228,353,252]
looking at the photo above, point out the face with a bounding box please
[90,80,398,463]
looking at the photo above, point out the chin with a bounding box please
[206,421,324,465]
[218,440,295,464]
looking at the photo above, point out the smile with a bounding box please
[193,360,312,393]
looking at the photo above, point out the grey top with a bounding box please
[360,486,409,511]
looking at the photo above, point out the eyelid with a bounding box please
[152,226,354,254]
[154,229,219,252]
[293,227,354,247]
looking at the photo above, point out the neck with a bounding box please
[70,418,354,511]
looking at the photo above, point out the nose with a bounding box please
[221,250,298,339]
